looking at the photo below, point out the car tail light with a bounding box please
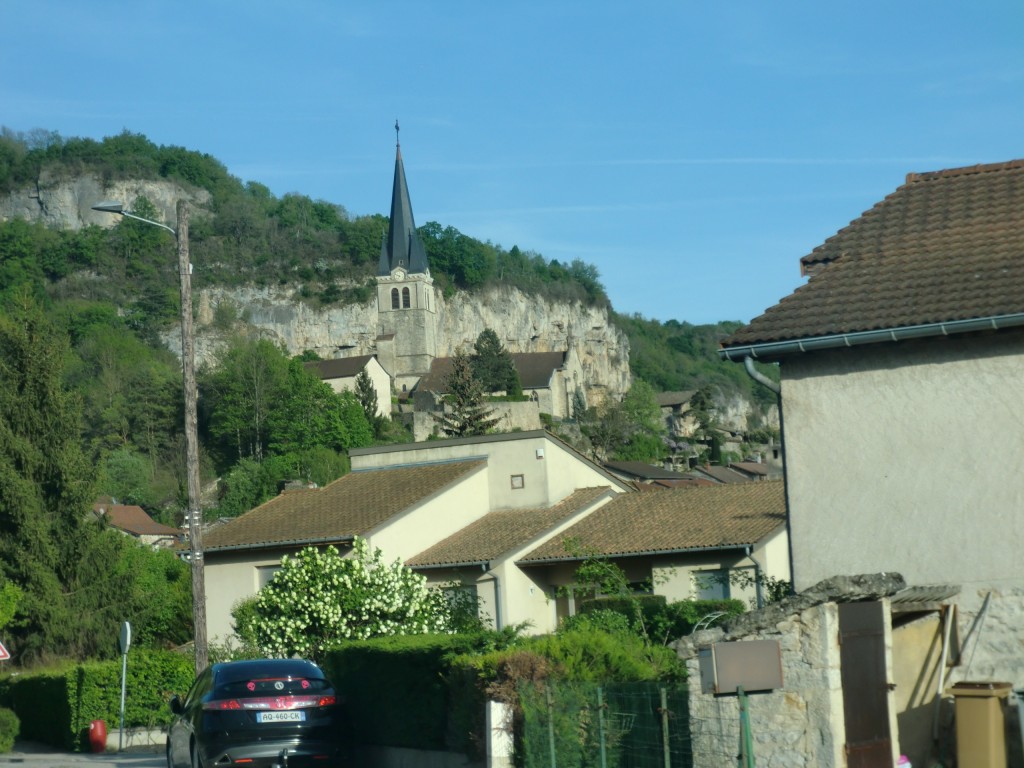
[203,695,337,711]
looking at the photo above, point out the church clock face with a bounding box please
[394,269,406,280]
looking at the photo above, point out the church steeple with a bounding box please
[378,121,430,276]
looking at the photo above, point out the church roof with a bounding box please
[303,355,376,380]
[417,351,567,393]
[378,131,430,276]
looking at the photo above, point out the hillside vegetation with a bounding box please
[0,129,775,514]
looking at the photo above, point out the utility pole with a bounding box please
[91,198,208,675]
[176,200,208,675]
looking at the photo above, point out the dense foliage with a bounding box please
[614,312,779,408]
[0,295,191,662]
[0,128,609,309]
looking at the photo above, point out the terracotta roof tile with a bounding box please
[518,481,785,562]
[407,487,613,567]
[723,159,1024,348]
[204,459,485,552]
[94,504,180,537]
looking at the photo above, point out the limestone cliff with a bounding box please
[0,172,209,229]
[173,284,632,404]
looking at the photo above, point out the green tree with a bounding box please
[354,368,383,435]
[0,293,158,661]
[266,359,373,454]
[470,328,522,396]
[614,381,666,462]
[233,538,449,660]
[434,348,502,438]
[203,338,290,466]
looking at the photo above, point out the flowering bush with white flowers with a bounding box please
[234,538,450,659]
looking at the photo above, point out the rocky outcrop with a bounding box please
[176,284,633,403]
[0,172,208,230]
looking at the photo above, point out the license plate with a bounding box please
[257,711,305,723]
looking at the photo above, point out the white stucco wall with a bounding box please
[781,333,1024,591]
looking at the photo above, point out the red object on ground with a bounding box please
[89,719,107,753]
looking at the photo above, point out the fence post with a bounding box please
[660,686,671,768]
[737,686,755,768]
[546,684,557,768]
[597,687,608,768]
[487,700,514,768]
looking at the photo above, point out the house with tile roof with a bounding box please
[303,354,391,418]
[203,429,789,643]
[93,502,181,548]
[516,481,788,617]
[719,158,1024,766]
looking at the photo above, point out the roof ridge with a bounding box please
[905,159,1024,184]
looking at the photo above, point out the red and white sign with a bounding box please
[0,641,10,661]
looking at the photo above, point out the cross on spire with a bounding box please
[395,119,400,148]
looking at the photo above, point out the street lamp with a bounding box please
[91,199,208,674]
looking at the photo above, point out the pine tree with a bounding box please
[435,349,502,437]
[470,328,522,396]
[354,368,383,435]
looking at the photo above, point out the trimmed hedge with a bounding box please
[0,706,20,752]
[0,650,192,750]
[322,634,487,752]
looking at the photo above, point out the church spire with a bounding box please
[378,121,429,276]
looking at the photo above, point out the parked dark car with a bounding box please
[166,658,348,768]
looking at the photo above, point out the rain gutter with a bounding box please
[718,313,1024,362]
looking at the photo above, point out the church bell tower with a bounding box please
[375,122,439,390]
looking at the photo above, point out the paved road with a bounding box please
[0,742,165,768]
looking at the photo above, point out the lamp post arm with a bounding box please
[118,210,177,236]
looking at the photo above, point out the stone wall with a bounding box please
[682,603,847,767]
[676,574,908,768]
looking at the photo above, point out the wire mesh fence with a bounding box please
[519,681,691,768]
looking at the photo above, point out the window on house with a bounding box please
[511,474,525,490]
[256,566,280,590]
[693,569,730,600]
[391,288,400,309]
[402,287,411,308]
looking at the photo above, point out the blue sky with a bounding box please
[2,2,1021,324]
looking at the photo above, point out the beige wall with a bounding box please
[364,466,490,556]
[206,550,286,643]
[352,433,624,510]
[781,332,1024,591]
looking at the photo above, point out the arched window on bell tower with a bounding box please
[391,288,400,309]
[402,287,411,308]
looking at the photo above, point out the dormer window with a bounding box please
[391,288,400,309]
[402,287,411,308]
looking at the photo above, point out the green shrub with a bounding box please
[0,706,20,752]
[577,595,745,643]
